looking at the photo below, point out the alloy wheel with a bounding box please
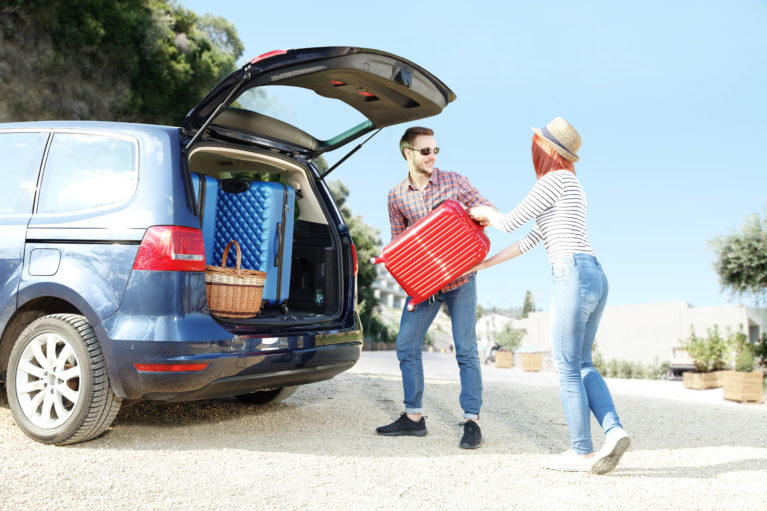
[14,332,81,429]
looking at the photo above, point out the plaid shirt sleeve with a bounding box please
[387,187,408,240]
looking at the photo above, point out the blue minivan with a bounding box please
[0,47,455,444]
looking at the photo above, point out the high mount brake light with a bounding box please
[358,91,379,102]
[132,226,206,272]
[250,50,287,64]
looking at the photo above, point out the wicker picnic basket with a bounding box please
[205,240,266,318]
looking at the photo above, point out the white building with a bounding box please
[371,265,407,310]
[517,301,766,365]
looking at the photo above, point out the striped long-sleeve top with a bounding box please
[491,169,595,264]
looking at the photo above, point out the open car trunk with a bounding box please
[188,144,345,328]
[182,46,456,331]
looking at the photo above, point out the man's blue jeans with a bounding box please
[395,275,482,419]
[550,254,623,454]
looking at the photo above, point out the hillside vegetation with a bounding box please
[0,0,242,124]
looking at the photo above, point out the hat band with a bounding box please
[540,126,576,158]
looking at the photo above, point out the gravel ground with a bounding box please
[1,351,765,511]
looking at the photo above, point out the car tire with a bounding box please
[6,314,121,445]
[234,386,298,405]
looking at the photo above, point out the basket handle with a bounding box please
[221,240,242,270]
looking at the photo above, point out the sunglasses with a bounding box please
[407,146,440,156]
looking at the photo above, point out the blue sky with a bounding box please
[181,0,767,311]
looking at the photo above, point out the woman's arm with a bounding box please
[475,241,523,271]
[470,172,564,233]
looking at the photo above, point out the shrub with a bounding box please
[606,359,619,378]
[618,360,634,379]
[592,351,606,374]
[730,325,755,372]
[755,332,767,368]
[735,349,755,372]
[496,322,524,352]
[631,362,648,380]
[652,360,671,380]
[680,325,731,372]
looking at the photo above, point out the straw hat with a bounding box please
[530,117,581,162]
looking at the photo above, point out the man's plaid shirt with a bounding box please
[387,167,494,292]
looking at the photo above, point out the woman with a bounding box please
[470,117,630,475]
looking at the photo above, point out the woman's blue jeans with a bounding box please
[395,275,482,419]
[550,254,622,454]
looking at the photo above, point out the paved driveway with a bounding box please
[0,351,765,510]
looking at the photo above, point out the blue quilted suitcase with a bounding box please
[212,181,295,308]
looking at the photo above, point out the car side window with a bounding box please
[37,132,138,214]
[0,132,48,215]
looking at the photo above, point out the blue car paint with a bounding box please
[0,121,362,402]
[19,243,140,324]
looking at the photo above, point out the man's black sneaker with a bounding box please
[459,420,482,449]
[376,413,428,437]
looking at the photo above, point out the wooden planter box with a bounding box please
[723,371,764,403]
[714,370,733,387]
[683,371,720,389]
[522,353,543,372]
[495,351,513,369]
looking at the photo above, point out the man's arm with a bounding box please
[387,191,407,240]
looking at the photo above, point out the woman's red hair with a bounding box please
[531,134,575,179]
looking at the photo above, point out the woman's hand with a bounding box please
[469,205,495,227]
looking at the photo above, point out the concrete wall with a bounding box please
[518,301,765,365]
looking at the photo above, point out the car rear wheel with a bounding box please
[234,386,298,405]
[6,314,121,445]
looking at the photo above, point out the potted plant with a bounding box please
[723,329,764,403]
[494,323,523,369]
[680,325,730,389]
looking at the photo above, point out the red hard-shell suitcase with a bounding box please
[370,199,490,310]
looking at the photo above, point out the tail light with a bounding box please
[133,363,209,372]
[351,243,358,276]
[133,226,206,272]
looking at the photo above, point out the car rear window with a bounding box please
[37,132,138,214]
[237,85,366,141]
[0,131,48,215]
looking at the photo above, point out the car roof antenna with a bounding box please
[318,128,382,180]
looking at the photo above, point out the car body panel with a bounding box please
[184,46,456,155]
[0,46,452,424]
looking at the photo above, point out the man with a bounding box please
[375,126,494,449]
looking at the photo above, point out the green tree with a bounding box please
[0,0,243,124]
[327,179,389,342]
[521,290,535,318]
[710,210,767,305]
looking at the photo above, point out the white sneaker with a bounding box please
[541,450,595,472]
[591,429,631,475]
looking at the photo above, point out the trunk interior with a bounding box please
[187,145,344,328]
